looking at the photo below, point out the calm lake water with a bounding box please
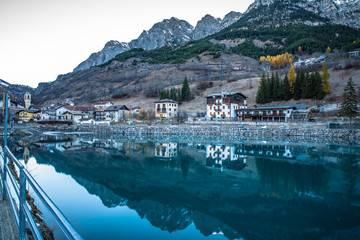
[10,134,360,240]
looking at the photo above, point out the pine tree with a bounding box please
[302,72,311,99]
[321,61,331,95]
[288,64,296,94]
[314,71,324,100]
[293,69,302,100]
[177,89,182,103]
[170,88,177,101]
[278,77,284,101]
[273,72,280,101]
[269,73,275,102]
[283,74,292,101]
[265,74,271,103]
[159,90,166,100]
[339,77,359,127]
[309,72,317,98]
[181,76,191,101]
[256,73,267,104]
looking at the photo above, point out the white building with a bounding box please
[155,99,178,119]
[206,92,247,120]
[94,101,114,110]
[104,105,129,122]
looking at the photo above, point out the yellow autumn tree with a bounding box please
[288,64,296,94]
[326,47,331,54]
[321,61,331,95]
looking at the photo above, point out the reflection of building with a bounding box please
[236,144,295,160]
[23,147,30,164]
[155,142,178,160]
[206,144,247,171]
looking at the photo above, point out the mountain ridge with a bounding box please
[73,12,242,72]
[33,0,360,107]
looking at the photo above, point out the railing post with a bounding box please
[19,166,26,240]
[2,93,9,200]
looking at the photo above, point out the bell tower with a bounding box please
[24,92,31,109]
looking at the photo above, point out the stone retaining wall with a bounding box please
[84,125,360,145]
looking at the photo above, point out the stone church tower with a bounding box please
[24,92,31,109]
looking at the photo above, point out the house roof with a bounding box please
[74,106,96,112]
[104,105,129,111]
[19,109,41,113]
[55,105,74,111]
[206,92,247,99]
[236,104,308,111]
[154,99,178,103]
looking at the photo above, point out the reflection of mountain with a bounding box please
[19,139,360,240]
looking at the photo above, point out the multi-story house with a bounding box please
[104,105,129,122]
[155,99,178,119]
[206,92,247,120]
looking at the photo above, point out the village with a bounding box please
[0,90,327,127]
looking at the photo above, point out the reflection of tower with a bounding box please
[24,92,31,109]
[23,147,30,164]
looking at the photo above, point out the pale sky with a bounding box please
[0,0,254,88]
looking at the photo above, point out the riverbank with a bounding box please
[2,122,360,145]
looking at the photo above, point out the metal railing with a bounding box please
[0,93,83,240]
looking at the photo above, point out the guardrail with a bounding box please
[0,93,83,240]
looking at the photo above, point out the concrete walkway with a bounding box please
[0,187,18,240]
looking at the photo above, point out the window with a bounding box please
[228,106,230,109]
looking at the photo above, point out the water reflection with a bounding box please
[11,135,360,240]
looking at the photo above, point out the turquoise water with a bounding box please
[12,134,360,240]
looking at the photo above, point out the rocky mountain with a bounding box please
[245,0,360,28]
[193,15,222,41]
[73,13,242,72]
[0,78,34,104]
[74,41,130,72]
[193,12,243,40]
[129,17,194,50]
[34,0,360,106]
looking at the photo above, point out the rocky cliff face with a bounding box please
[73,12,242,72]
[246,0,360,28]
[193,15,222,41]
[129,17,194,50]
[73,41,130,72]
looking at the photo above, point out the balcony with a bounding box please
[214,108,222,112]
